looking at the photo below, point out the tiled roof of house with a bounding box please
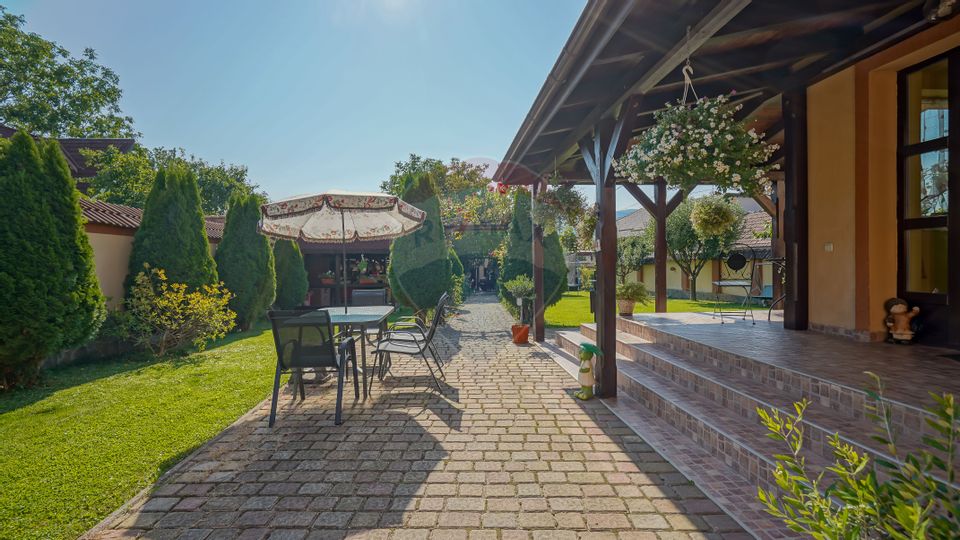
[0,124,135,179]
[616,207,651,237]
[737,211,773,257]
[80,198,225,240]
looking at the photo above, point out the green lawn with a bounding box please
[0,325,279,540]
[545,290,761,328]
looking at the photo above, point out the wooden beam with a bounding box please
[753,194,776,217]
[782,90,808,330]
[653,179,669,313]
[666,190,685,214]
[537,0,752,179]
[532,179,546,342]
[622,183,655,213]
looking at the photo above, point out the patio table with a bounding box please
[295,305,395,399]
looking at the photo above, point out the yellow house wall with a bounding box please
[801,20,960,339]
[87,230,134,309]
[807,68,858,331]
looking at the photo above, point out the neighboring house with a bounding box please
[0,124,136,194]
[616,200,775,301]
[81,199,224,307]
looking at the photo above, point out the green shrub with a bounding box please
[214,194,275,329]
[0,132,64,388]
[503,275,535,324]
[40,139,106,347]
[122,265,236,356]
[758,374,959,539]
[617,236,650,285]
[126,164,217,294]
[616,281,650,304]
[449,247,465,304]
[498,189,567,308]
[273,239,309,309]
[388,171,451,312]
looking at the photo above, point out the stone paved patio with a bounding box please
[89,294,748,540]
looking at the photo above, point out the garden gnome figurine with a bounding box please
[884,298,920,344]
[575,343,602,400]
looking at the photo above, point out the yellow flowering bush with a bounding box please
[123,265,236,355]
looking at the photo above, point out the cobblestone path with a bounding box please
[91,294,747,540]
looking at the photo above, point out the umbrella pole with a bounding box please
[342,210,348,313]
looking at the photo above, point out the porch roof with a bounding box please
[493,0,935,186]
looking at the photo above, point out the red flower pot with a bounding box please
[511,324,529,344]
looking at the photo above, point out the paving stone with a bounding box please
[92,296,747,540]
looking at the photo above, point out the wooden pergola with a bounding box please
[493,0,937,397]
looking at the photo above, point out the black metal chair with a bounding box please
[267,310,359,426]
[351,288,388,306]
[371,297,448,393]
[712,243,758,324]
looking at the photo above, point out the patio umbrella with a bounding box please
[259,190,426,311]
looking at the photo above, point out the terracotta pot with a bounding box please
[511,324,530,344]
[617,299,636,317]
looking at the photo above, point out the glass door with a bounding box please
[898,51,959,346]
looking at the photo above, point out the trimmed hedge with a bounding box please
[126,164,217,293]
[273,239,309,309]
[497,190,566,309]
[214,194,276,330]
[388,171,451,311]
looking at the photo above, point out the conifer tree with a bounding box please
[126,163,217,293]
[0,132,66,387]
[388,171,451,311]
[40,140,106,346]
[215,193,276,329]
[498,189,567,308]
[273,239,309,309]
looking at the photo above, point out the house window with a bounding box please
[900,57,950,296]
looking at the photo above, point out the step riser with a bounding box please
[613,317,934,443]
[556,332,778,487]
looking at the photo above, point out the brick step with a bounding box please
[540,335,800,539]
[578,324,945,480]
[613,316,939,444]
[556,331,835,490]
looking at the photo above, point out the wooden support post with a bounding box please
[532,180,546,342]
[782,90,809,330]
[575,96,642,398]
[653,179,668,313]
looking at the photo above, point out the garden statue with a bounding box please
[884,298,920,344]
[575,343,602,400]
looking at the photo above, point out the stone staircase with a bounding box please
[545,315,954,539]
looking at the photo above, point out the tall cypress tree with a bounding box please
[40,140,106,347]
[273,239,309,309]
[126,163,217,293]
[388,171,451,311]
[498,189,567,307]
[0,132,66,387]
[215,193,276,329]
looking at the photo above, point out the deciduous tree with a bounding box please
[0,7,135,137]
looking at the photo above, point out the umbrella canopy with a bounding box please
[259,190,426,243]
[259,190,426,311]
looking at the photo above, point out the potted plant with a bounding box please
[690,196,740,238]
[532,183,586,235]
[319,270,336,285]
[504,275,535,344]
[614,94,779,196]
[616,281,650,317]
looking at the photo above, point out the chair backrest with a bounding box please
[721,243,759,285]
[351,288,387,306]
[267,310,338,370]
[422,293,449,345]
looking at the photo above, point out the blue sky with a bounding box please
[8,0,606,202]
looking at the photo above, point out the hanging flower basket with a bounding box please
[531,184,585,235]
[690,197,740,238]
[614,94,779,195]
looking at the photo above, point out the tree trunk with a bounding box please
[688,269,699,301]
